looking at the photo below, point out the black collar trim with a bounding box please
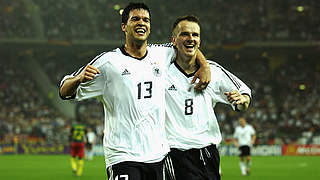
[120,45,148,60]
[174,61,199,78]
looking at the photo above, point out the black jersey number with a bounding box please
[185,99,193,115]
[137,81,152,99]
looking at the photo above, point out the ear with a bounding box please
[171,36,176,46]
[121,23,126,32]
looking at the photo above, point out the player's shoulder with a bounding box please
[208,60,224,71]
[234,126,240,134]
[207,59,227,78]
[147,43,174,51]
[148,43,173,48]
[233,126,240,132]
[89,48,120,67]
[87,52,108,67]
[247,124,255,130]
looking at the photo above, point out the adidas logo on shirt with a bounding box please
[168,85,177,91]
[121,69,131,75]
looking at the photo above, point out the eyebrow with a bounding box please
[180,31,199,35]
[130,15,150,21]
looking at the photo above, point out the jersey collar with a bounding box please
[120,45,148,60]
[174,61,199,78]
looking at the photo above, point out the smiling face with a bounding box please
[172,20,200,59]
[121,9,151,44]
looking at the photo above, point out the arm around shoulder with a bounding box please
[192,50,211,90]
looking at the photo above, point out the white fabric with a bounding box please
[61,45,175,168]
[87,132,96,144]
[233,124,256,146]
[165,61,251,150]
[240,162,247,175]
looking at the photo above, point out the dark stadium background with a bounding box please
[0,0,319,179]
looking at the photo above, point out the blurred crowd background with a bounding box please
[0,0,319,147]
[1,0,320,42]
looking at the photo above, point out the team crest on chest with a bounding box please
[153,66,162,77]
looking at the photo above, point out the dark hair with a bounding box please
[122,2,151,24]
[172,15,201,32]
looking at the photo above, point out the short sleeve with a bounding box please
[75,72,105,101]
[250,126,256,135]
[209,62,251,110]
[59,52,107,101]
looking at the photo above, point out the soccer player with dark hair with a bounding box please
[164,15,251,180]
[233,117,256,176]
[59,3,210,180]
[70,120,86,177]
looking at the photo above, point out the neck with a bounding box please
[124,38,147,58]
[175,55,198,74]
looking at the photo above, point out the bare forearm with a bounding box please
[60,65,100,98]
[192,50,211,90]
[60,76,81,98]
[196,50,209,67]
[251,135,256,145]
[233,139,239,147]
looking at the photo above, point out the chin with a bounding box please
[135,35,148,41]
[184,51,196,57]
[133,38,148,45]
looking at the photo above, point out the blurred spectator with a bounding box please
[1,0,319,41]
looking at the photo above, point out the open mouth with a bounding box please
[184,44,195,51]
[135,28,146,35]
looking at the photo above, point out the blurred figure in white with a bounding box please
[233,117,256,176]
[86,127,97,160]
[217,143,222,176]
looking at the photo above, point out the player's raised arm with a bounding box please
[192,49,211,91]
[60,65,100,99]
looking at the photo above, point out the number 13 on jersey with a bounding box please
[137,81,152,99]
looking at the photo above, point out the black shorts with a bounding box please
[239,145,251,157]
[107,160,164,180]
[165,144,220,180]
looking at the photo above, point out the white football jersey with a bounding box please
[233,124,256,146]
[165,61,251,150]
[60,45,175,168]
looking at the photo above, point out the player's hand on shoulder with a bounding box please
[192,65,211,91]
[78,65,100,83]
